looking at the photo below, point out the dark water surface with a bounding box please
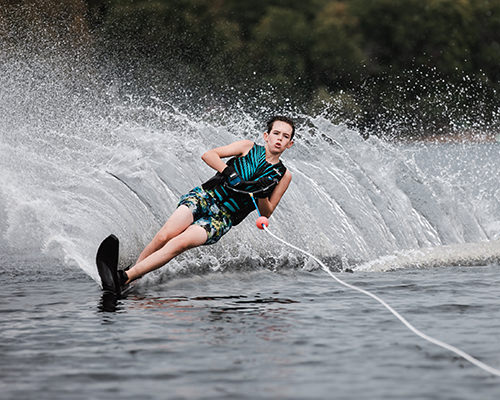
[2,255,499,400]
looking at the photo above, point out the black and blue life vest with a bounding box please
[202,143,287,225]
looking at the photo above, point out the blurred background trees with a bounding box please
[2,0,500,137]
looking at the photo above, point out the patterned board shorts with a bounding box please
[177,186,233,245]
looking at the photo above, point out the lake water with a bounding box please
[1,48,500,399]
[2,257,500,399]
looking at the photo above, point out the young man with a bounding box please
[118,116,295,287]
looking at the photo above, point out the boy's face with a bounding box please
[264,120,294,154]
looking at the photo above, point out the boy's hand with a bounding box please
[222,165,243,187]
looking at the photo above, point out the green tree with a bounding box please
[470,0,500,82]
[310,1,364,89]
[248,6,311,91]
[352,0,475,75]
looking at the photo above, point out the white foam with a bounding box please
[356,239,500,272]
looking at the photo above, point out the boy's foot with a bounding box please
[117,269,131,296]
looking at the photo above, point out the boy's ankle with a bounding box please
[118,270,129,286]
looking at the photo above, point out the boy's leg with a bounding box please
[136,205,194,264]
[125,224,208,283]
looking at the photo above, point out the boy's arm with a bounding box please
[257,170,292,217]
[201,140,254,172]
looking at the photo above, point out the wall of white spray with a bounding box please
[1,49,500,282]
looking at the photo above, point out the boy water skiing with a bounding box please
[113,116,295,292]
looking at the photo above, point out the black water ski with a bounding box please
[96,234,122,297]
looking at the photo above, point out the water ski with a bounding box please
[96,234,122,297]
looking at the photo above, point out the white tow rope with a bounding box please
[263,225,500,377]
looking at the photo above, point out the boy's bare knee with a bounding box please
[168,234,200,255]
[154,231,171,246]
[171,237,190,253]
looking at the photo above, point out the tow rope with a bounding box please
[250,195,500,377]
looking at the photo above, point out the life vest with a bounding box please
[202,143,287,225]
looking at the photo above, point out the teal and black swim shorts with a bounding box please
[177,186,233,245]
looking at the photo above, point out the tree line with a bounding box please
[3,0,500,137]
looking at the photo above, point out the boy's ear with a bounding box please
[287,140,294,148]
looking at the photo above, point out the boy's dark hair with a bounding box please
[267,116,296,139]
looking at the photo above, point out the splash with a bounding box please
[1,41,499,281]
[356,239,500,272]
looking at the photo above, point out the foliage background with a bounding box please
[2,0,500,138]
